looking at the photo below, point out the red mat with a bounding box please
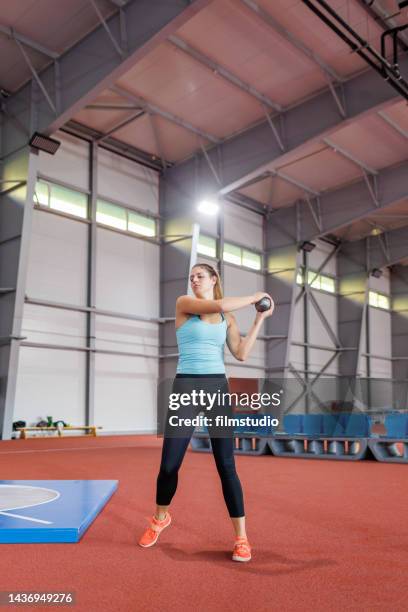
[0,435,406,611]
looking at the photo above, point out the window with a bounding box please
[34,179,87,219]
[223,243,241,266]
[369,291,390,310]
[242,249,261,271]
[223,242,261,270]
[197,234,217,258]
[128,211,155,237]
[34,180,49,207]
[34,181,157,237]
[96,199,156,237]
[296,268,336,293]
[96,199,126,230]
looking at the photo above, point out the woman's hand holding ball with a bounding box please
[253,293,275,319]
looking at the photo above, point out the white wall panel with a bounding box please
[95,316,158,357]
[292,294,304,342]
[39,131,89,190]
[223,264,264,333]
[369,268,390,294]
[288,345,305,372]
[96,228,159,317]
[358,322,367,377]
[369,357,392,378]
[14,347,86,426]
[94,354,157,432]
[308,240,337,275]
[369,307,392,358]
[309,348,338,375]
[26,210,88,305]
[308,291,337,347]
[22,304,87,348]
[97,149,159,214]
[198,214,218,235]
[224,203,263,249]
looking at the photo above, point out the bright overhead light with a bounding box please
[197,199,219,215]
[371,227,382,236]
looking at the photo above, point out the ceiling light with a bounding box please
[29,132,61,155]
[371,268,383,278]
[371,227,382,236]
[197,199,219,215]
[299,240,316,252]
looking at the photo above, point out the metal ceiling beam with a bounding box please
[95,108,145,141]
[301,0,408,100]
[149,112,168,172]
[85,103,138,110]
[240,0,342,83]
[2,0,213,160]
[322,137,379,208]
[224,192,266,216]
[0,25,59,59]
[270,169,320,197]
[107,0,128,8]
[14,38,56,114]
[89,0,124,58]
[264,160,408,248]
[63,120,166,171]
[357,0,408,48]
[168,35,283,113]
[377,111,408,140]
[344,225,408,271]
[322,138,378,175]
[111,84,221,144]
[191,53,407,200]
[239,1,347,117]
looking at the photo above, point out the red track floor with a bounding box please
[0,435,406,611]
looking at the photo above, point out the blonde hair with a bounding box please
[192,263,223,300]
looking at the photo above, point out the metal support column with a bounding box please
[0,149,39,439]
[86,142,98,426]
[337,241,369,382]
[390,266,408,410]
[302,249,309,411]
[264,244,301,376]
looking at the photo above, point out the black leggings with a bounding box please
[156,375,245,517]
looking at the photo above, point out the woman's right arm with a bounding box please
[176,292,270,315]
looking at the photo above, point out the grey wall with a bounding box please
[13,132,160,434]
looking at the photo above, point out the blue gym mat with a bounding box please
[0,480,118,543]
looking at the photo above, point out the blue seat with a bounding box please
[234,413,270,436]
[283,414,303,434]
[341,413,370,437]
[385,414,408,438]
[303,414,323,436]
[322,414,342,436]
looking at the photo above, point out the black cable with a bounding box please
[314,0,401,71]
[301,0,408,100]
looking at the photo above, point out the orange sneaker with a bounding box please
[138,512,171,548]
[232,537,252,562]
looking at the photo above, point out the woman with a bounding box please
[138,263,274,562]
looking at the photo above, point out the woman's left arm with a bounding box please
[226,300,275,362]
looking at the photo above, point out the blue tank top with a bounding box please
[176,314,227,374]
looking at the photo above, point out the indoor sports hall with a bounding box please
[1,1,407,610]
